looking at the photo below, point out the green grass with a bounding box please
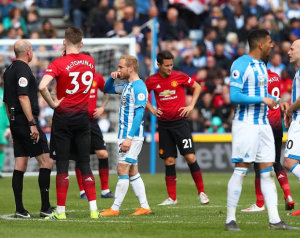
[0,172,300,238]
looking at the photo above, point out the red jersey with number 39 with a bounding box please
[44,53,95,114]
[145,70,194,121]
[88,72,105,119]
[267,69,282,133]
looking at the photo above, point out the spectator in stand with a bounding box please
[224,32,239,60]
[162,7,189,41]
[188,108,205,132]
[178,49,197,77]
[286,0,300,20]
[280,69,293,96]
[26,11,42,34]
[39,19,56,38]
[268,53,286,78]
[289,28,300,42]
[233,2,244,31]
[260,11,280,43]
[274,8,288,41]
[107,20,127,38]
[216,17,230,43]
[36,0,58,8]
[243,0,264,19]
[135,0,153,25]
[192,45,206,68]
[92,8,116,38]
[62,0,70,21]
[3,7,28,37]
[281,17,300,42]
[214,42,232,76]
[207,116,226,133]
[0,0,15,20]
[281,41,292,67]
[204,5,223,28]
[98,110,111,133]
[88,0,109,35]
[205,55,223,90]
[199,27,217,56]
[121,5,138,34]
[238,15,259,44]
[197,91,215,130]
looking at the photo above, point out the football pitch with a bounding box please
[0,172,300,238]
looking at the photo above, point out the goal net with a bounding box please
[0,38,136,174]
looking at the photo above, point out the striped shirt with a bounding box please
[291,69,300,120]
[230,55,269,124]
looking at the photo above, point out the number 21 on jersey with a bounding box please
[66,71,93,94]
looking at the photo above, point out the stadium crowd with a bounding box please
[0,0,299,133]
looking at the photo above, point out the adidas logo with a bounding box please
[52,151,56,155]
[156,84,161,88]
[64,176,69,180]
[277,174,285,179]
[85,177,93,182]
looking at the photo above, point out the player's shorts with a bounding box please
[231,120,275,163]
[10,114,49,158]
[118,139,143,165]
[284,120,300,161]
[0,129,8,145]
[90,119,106,153]
[158,119,195,159]
[274,136,282,163]
[50,112,90,162]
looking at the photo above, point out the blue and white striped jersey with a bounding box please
[111,79,148,140]
[230,55,269,124]
[291,68,300,120]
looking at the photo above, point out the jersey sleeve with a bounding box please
[181,73,194,87]
[44,60,59,78]
[229,59,245,89]
[96,73,105,92]
[144,77,153,92]
[104,77,126,94]
[15,65,32,96]
[134,82,148,108]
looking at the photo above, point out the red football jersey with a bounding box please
[88,72,105,119]
[45,53,95,114]
[267,69,282,131]
[145,70,194,121]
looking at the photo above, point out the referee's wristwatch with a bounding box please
[28,119,37,126]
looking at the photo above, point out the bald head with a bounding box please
[289,39,300,65]
[14,40,32,58]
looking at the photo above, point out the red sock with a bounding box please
[276,170,292,200]
[82,174,96,201]
[56,173,69,206]
[255,177,264,207]
[99,168,109,191]
[75,168,84,192]
[191,170,205,194]
[166,175,176,200]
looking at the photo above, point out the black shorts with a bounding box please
[158,119,195,159]
[50,112,90,162]
[10,114,49,158]
[90,119,106,153]
[274,136,282,164]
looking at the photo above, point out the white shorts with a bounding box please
[284,120,300,160]
[118,139,143,165]
[231,120,275,163]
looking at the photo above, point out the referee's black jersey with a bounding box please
[3,60,40,116]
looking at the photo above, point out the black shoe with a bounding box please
[15,210,34,218]
[80,192,88,199]
[225,220,240,231]
[269,221,300,230]
[40,206,56,217]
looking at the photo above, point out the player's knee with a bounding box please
[284,157,293,170]
[184,153,196,164]
[164,157,175,165]
[233,167,249,177]
[96,150,108,159]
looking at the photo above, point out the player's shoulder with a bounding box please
[232,55,251,68]
[146,72,160,82]
[267,70,280,80]
[171,70,188,78]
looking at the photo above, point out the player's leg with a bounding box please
[75,162,87,199]
[90,120,113,198]
[273,136,294,210]
[157,122,178,205]
[0,144,5,178]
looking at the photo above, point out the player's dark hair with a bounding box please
[157,51,174,64]
[248,29,270,50]
[65,27,83,46]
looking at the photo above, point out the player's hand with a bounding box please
[4,128,10,139]
[284,113,292,129]
[121,138,132,152]
[93,107,104,119]
[262,97,276,108]
[30,125,40,143]
[111,72,120,79]
[280,101,289,112]
[152,107,162,117]
[178,105,193,117]
[53,97,65,109]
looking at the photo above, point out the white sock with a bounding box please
[260,167,281,224]
[101,189,110,195]
[80,190,85,195]
[89,200,97,211]
[111,176,129,211]
[290,163,300,179]
[226,167,248,224]
[57,205,65,214]
[130,173,150,209]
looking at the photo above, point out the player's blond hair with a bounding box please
[120,55,138,72]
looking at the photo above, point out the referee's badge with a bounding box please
[232,70,240,79]
[18,77,28,87]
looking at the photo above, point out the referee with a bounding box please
[3,39,54,218]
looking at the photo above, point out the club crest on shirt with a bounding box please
[171,81,178,87]
[258,74,268,87]
[231,70,240,79]
[92,81,97,87]
[18,77,28,87]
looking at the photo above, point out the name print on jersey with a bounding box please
[66,60,94,71]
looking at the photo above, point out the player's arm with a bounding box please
[146,101,162,117]
[178,81,201,117]
[39,75,63,109]
[93,93,109,119]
